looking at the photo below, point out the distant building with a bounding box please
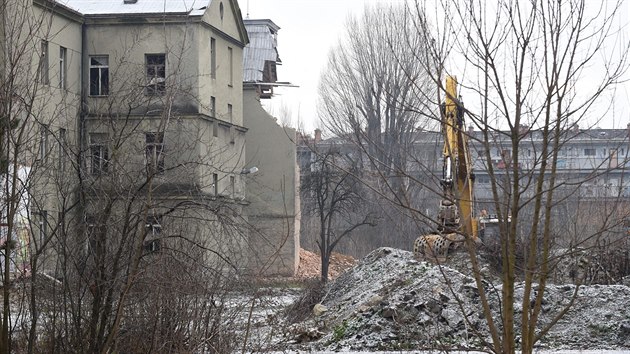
[300,125,630,218]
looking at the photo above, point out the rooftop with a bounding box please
[62,0,210,16]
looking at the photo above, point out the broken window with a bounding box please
[89,133,109,175]
[89,56,109,96]
[146,54,166,95]
[145,132,165,174]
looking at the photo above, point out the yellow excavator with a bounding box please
[413,76,489,260]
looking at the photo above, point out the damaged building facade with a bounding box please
[242,19,300,276]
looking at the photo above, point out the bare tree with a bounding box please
[404,1,630,353]
[0,0,255,353]
[301,144,376,283]
[319,4,435,200]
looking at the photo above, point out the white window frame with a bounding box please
[145,132,165,174]
[59,46,67,89]
[89,56,109,96]
[145,54,166,95]
[89,133,109,175]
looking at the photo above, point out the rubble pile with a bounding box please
[283,247,630,352]
[295,248,357,279]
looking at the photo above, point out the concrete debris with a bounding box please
[312,303,328,316]
[281,247,630,352]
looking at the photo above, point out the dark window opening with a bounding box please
[146,54,166,95]
[89,56,109,96]
[145,132,165,174]
[89,133,109,175]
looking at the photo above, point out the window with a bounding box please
[34,210,48,244]
[38,210,48,244]
[145,132,165,174]
[86,215,105,258]
[227,104,233,122]
[39,124,49,162]
[144,239,161,253]
[89,56,109,96]
[146,54,166,95]
[210,96,216,117]
[40,40,49,85]
[228,47,233,86]
[59,46,67,89]
[210,38,216,79]
[584,148,596,156]
[230,175,235,197]
[89,133,109,175]
[213,121,218,137]
[213,173,218,196]
[58,128,67,170]
[144,213,162,253]
[145,214,162,236]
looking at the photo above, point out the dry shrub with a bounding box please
[285,279,326,324]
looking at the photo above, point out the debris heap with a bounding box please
[285,247,630,352]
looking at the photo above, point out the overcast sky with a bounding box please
[245,0,395,134]
[244,0,630,134]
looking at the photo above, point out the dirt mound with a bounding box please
[295,248,356,279]
[285,247,630,352]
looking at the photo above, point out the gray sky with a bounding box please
[245,0,630,134]
[245,0,394,133]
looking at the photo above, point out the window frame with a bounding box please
[33,210,48,245]
[58,128,67,171]
[39,124,49,162]
[145,53,166,95]
[210,38,216,79]
[89,55,109,96]
[40,40,49,85]
[89,133,110,176]
[59,46,67,89]
[145,132,165,174]
[227,46,233,87]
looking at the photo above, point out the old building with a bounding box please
[0,0,299,280]
[242,18,299,276]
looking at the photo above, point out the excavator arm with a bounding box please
[438,76,478,241]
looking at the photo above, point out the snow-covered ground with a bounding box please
[259,248,630,353]
[261,351,630,354]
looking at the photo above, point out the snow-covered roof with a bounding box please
[62,0,211,16]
